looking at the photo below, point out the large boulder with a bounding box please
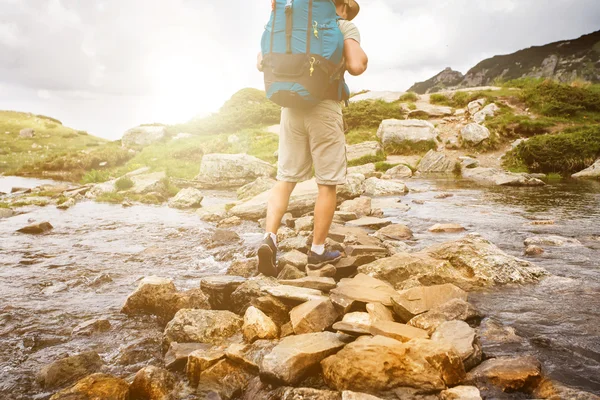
[460,124,490,146]
[382,164,413,179]
[432,320,482,370]
[462,167,545,187]
[321,336,465,392]
[49,374,129,400]
[572,159,600,179]
[346,141,382,163]
[331,274,398,306]
[237,177,276,200]
[418,150,456,174]
[163,309,243,349]
[196,359,254,399]
[129,366,176,400]
[408,299,482,334]
[473,103,500,124]
[122,125,167,148]
[260,332,349,384]
[168,188,204,209]
[230,176,365,220]
[195,153,276,188]
[362,177,408,197]
[200,275,247,310]
[376,119,437,151]
[465,356,542,396]
[467,99,485,115]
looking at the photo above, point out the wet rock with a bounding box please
[533,378,600,400]
[321,336,465,392]
[187,347,226,387]
[117,336,162,366]
[209,229,241,248]
[462,167,545,187]
[331,274,397,306]
[465,356,542,395]
[251,295,291,326]
[373,224,413,241]
[17,221,53,234]
[196,359,254,399]
[369,320,429,342]
[366,303,395,322]
[408,298,482,334]
[362,177,408,197]
[332,312,372,335]
[230,278,278,315]
[277,265,306,280]
[307,264,337,278]
[200,275,246,310]
[122,125,166,148]
[279,250,308,271]
[346,141,382,163]
[391,284,468,322]
[524,235,582,247]
[130,366,176,400]
[572,159,600,179]
[57,198,76,210]
[290,298,338,334]
[473,103,499,124]
[227,258,258,278]
[38,351,103,389]
[279,235,310,253]
[432,321,481,369]
[339,197,372,217]
[346,217,391,230]
[418,150,456,174]
[382,164,413,179]
[265,285,327,303]
[49,373,129,400]
[243,306,279,342]
[440,385,482,400]
[122,276,210,324]
[195,153,276,188]
[71,319,111,337]
[477,318,529,358]
[460,123,490,145]
[429,223,466,233]
[279,277,337,292]
[197,204,229,222]
[168,187,204,209]
[163,309,243,349]
[164,342,209,371]
[525,245,545,256]
[260,332,348,385]
[237,177,276,200]
[377,119,437,150]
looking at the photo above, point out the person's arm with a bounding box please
[344,38,368,76]
[257,52,264,72]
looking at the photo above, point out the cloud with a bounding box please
[0,0,599,139]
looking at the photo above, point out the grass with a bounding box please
[399,92,419,102]
[503,125,600,174]
[384,140,437,156]
[345,128,378,145]
[374,162,398,172]
[81,169,112,184]
[115,176,134,191]
[347,152,387,167]
[343,100,404,130]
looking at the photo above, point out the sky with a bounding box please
[0,0,599,140]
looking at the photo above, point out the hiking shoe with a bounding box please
[257,236,278,277]
[307,250,342,269]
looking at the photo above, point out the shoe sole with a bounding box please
[257,244,277,277]
[307,255,342,270]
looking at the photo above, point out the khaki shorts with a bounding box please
[277,101,347,186]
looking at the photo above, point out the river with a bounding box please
[0,176,599,398]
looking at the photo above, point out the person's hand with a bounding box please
[257,52,264,72]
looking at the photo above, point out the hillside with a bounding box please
[0,111,113,179]
[409,30,600,94]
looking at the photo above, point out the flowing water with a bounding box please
[1,176,599,398]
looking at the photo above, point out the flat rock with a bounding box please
[290,298,339,334]
[332,274,397,306]
[38,352,103,389]
[279,277,337,292]
[366,303,395,322]
[201,275,247,310]
[130,366,176,400]
[432,320,479,362]
[362,177,408,197]
[418,150,456,174]
[237,176,276,200]
[195,153,276,188]
[294,216,314,232]
[369,320,429,342]
[462,167,545,187]
[332,312,372,335]
[346,217,391,230]
[391,283,468,322]
[163,309,242,349]
[49,374,129,400]
[260,332,348,384]
[321,336,465,392]
[408,299,482,334]
[279,250,309,270]
[344,245,389,258]
[279,236,310,253]
[429,223,466,233]
[17,221,53,234]
[243,306,278,342]
[524,235,582,247]
[374,224,413,241]
[265,285,326,303]
[346,141,383,163]
[277,265,306,280]
[572,159,600,179]
[307,264,337,278]
[465,356,542,395]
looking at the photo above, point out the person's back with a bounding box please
[257,0,368,277]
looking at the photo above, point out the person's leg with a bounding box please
[313,184,337,245]
[266,181,296,235]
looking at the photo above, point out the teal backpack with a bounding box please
[261,0,350,108]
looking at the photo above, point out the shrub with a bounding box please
[486,112,555,138]
[430,93,450,105]
[399,92,418,102]
[115,176,134,191]
[81,169,111,184]
[516,79,600,117]
[343,100,404,130]
[503,125,600,174]
[384,140,437,155]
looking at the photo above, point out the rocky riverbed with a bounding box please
[1,175,600,399]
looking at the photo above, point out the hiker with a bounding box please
[256,0,368,276]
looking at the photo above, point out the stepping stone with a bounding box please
[332,312,372,335]
[346,217,392,230]
[369,320,429,342]
[17,221,53,234]
[429,223,466,233]
[290,299,339,334]
[265,285,327,303]
[366,303,395,322]
[345,245,388,257]
[279,277,337,292]
[391,284,468,322]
